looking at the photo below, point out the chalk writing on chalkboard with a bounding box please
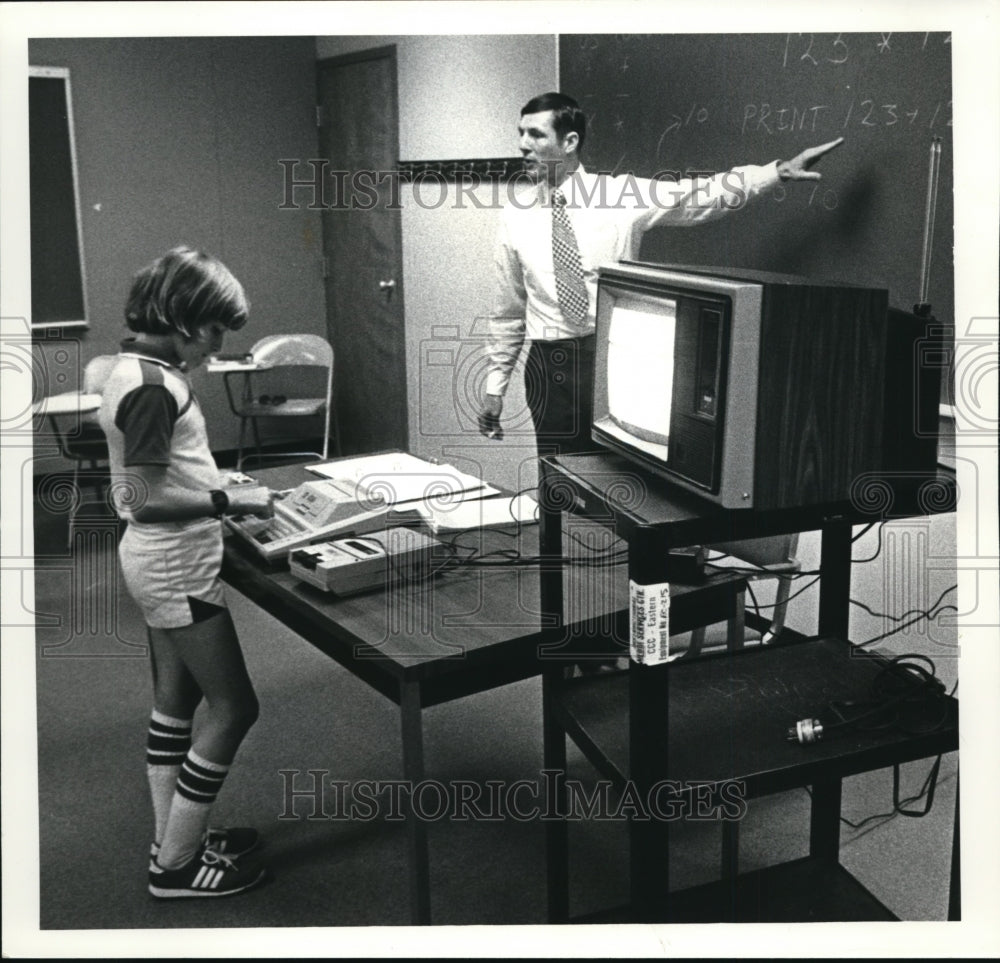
[781,31,951,67]
[740,100,952,136]
[560,32,954,334]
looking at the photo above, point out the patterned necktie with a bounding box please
[551,188,589,327]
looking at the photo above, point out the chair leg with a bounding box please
[686,627,706,659]
[762,574,794,645]
[250,416,263,467]
[726,592,747,650]
[236,415,249,471]
[68,462,80,550]
[330,402,342,458]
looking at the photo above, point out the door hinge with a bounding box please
[315,105,324,128]
[322,256,330,279]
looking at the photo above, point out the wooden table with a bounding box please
[219,461,748,924]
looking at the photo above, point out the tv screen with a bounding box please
[607,292,675,457]
[592,262,932,511]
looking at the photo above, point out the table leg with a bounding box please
[819,520,853,639]
[538,475,565,656]
[400,679,431,924]
[628,527,673,922]
[948,768,960,921]
[629,658,671,922]
[814,522,850,867]
[726,591,747,650]
[543,668,570,923]
[809,778,843,861]
[539,479,570,922]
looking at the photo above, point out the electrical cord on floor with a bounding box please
[850,584,957,625]
[851,521,886,562]
[712,573,821,629]
[853,587,958,649]
[740,576,822,627]
[802,754,947,830]
[851,521,880,544]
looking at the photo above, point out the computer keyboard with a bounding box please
[253,514,304,543]
[224,479,392,562]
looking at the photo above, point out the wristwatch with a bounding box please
[209,489,230,518]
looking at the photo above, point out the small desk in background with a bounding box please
[32,390,102,418]
[33,391,108,546]
[205,359,269,376]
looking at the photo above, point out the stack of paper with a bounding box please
[307,453,492,507]
[417,493,538,534]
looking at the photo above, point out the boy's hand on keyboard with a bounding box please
[227,485,275,518]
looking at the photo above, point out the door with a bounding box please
[317,47,408,455]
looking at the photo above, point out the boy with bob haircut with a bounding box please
[101,246,273,898]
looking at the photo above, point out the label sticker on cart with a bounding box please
[629,580,670,665]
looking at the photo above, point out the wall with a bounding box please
[315,35,556,159]
[315,35,557,491]
[29,36,326,471]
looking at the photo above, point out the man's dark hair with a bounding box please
[521,92,586,153]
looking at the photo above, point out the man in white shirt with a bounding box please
[477,91,844,457]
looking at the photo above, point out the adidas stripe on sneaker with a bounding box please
[149,845,267,899]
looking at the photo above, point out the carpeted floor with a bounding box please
[30,500,958,931]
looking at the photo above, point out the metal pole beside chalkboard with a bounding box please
[916,137,943,317]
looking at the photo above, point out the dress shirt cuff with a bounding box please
[758,160,782,191]
[485,368,511,397]
[485,314,525,398]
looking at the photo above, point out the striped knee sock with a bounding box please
[146,710,193,846]
[156,749,230,870]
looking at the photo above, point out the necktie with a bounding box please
[551,188,589,327]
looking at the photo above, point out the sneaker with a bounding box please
[151,826,261,861]
[149,845,267,899]
[204,826,260,858]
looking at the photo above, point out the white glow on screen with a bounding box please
[607,295,676,445]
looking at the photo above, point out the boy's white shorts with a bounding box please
[119,519,227,629]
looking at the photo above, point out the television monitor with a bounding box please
[591,262,940,510]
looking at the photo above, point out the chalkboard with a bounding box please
[560,32,953,328]
[29,66,88,329]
